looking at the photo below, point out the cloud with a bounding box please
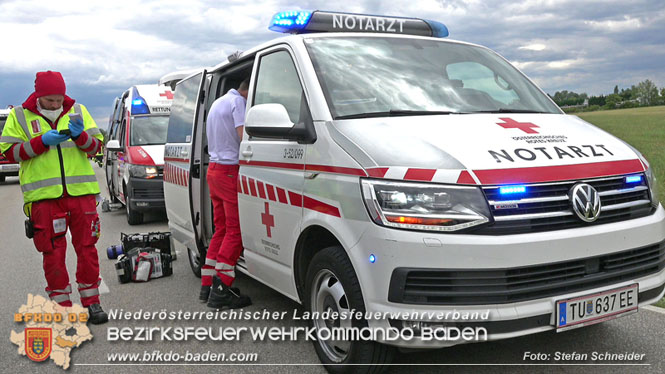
[0,0,664,119]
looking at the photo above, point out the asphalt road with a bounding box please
[1,165,664,374]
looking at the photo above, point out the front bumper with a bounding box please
[128,176,165,212]
[348,204,665,348]
[0,162,19,176]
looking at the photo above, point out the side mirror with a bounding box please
[244,103,316,143]
[106,139,123,152]
[245,104,294,138]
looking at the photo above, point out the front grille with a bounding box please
[475,175,654,235]
[132,187,164,200]
[388,240,665,305]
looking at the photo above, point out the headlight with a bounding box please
[129,164,158,179]
[645,162,660,208]
[635,152,660,208]
[361,179,491,232]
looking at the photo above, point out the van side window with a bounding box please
[253,50,305,124]
[167,72,202,143]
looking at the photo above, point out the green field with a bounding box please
[577,106,665,308]
[577,106,665,204]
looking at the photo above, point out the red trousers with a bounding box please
[31,194,101,307]
[202,163,243,287]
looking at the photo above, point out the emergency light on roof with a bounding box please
[130,87,150,115]
[269,10,449,38]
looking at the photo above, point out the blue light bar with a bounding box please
[369,254,376,263]
[625,175,642,183]
[269,10,313,33]
[500,185,527,195]
[269,10,448,37]
[130,86,150,115]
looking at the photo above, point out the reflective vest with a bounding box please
[0,104,102,203]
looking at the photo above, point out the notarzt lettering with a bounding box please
[488,145,613,163]
[332,14,405,33]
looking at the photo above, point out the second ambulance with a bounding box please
[164,11,665,372]
[105,84,173,224]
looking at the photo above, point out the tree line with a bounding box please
[549,79,664,112]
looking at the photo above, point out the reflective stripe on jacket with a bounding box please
[0,104,102,203]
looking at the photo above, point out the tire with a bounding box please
[188,247,205,278]
[0,175,5,183]
[305,246,395,374]
[125,196,143,225]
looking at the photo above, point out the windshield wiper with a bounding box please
[465,108,546,114]
[336,110,460,120]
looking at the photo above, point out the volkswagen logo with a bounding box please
[570,184,601,222]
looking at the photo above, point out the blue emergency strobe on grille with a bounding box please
[476,174,654,235]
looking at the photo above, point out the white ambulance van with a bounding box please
[105,84,173,224]
[0,107,20,182]
[164,10,665,371]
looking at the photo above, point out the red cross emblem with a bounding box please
[496,117,539,134]
[261,202,275,238]
[159,91,174,100]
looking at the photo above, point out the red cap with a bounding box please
[34,71,66,98]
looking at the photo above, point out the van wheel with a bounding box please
[125,196,143,225]
[305,246,395,374]
[0,175,5,183]
[188,247,205,278]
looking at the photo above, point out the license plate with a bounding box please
[556,283,638,332]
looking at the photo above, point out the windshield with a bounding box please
[130,115,169,146]
[305,37,561,119]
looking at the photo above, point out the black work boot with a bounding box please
[199,286,211,302]
[200,285,239,303]
[87,304,109,325]
[207,276,252,309]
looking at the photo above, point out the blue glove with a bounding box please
[42,130,70,146]
[69,118,84,138]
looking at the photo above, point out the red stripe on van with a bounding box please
[241,176,249,194]
[473,159,644,184]
[276,187,288,204]
[289,191,302,207]
[456,170,477,185]
[303,196,341,217]
[404,168,436,181]
[239,160,304,170]
[248,178,258,197]
[266,184,276,201]
[257,181,266,199]
[305,165,367,176]
[366,168,389,178]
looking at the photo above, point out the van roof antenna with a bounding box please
[227,51,243,62]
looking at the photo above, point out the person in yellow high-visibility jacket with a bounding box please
[0,71,108,324]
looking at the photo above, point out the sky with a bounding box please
[1,0,664,127]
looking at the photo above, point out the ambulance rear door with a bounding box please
[105,96,121,201]
[164,71,206,254]
[191,62,253,253]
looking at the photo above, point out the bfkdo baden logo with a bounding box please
[25,328,52,362]
[11,295,93,370]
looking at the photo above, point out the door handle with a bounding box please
[241,150,253,158]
